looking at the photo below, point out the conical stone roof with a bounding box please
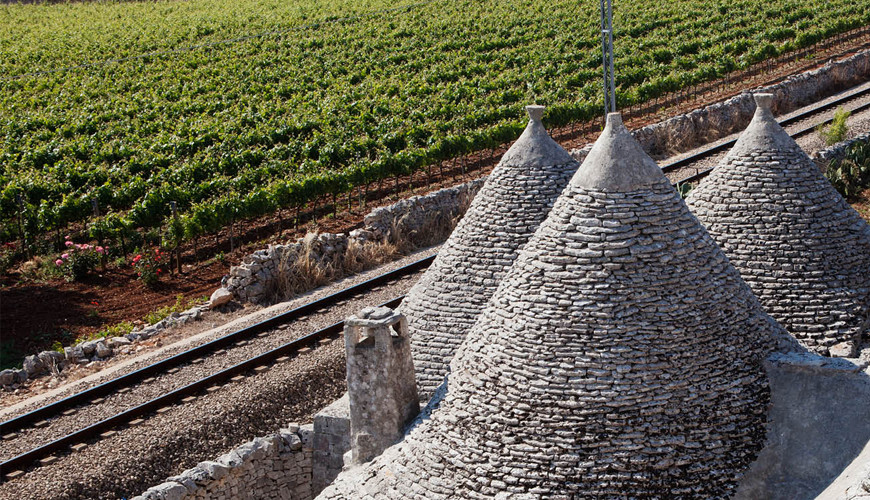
[686,93,870,356]
[401,105,579,400]
[319,113,789,499]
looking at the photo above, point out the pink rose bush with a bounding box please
[55,237,105,281]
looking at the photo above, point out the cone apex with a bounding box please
[753,93,774,111]
[525,105,545,122]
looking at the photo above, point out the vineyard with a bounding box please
[0,0,868,259]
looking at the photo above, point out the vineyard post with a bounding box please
[170,201,181,274]
[230,215,235,253]
[16,193,29,259]
[119,224,128,261]
[92,199,106,271]
[294,203,301,230]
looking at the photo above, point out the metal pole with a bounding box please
[607,0,616,112]
[599,0,616,116]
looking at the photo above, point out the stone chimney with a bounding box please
[343,306,419,465]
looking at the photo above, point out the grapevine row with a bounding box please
[1,0,868,255]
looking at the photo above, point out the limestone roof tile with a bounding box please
[401,105,579,400]
[320,112,790,499]
[686,93,870,356]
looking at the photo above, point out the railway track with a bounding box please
[664,82,870,185]
[0,255,434,481]
[2,81,869,484]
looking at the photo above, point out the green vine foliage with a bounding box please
[1,0,867,248]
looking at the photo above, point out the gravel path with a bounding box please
[663,81,870,183]
[0,339,347,500]
[0,247,437,499]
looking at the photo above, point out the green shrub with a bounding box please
[676,182,695,199]
[817,108,851,146]
[131,246,168,287]
[144,294,204,325]
[55,238,105,281]
[826,141,870,198]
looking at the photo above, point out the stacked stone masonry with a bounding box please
[222,180,484,305]
[311,396,352,495]
[630,50,870,158]
[343,307,420,465]
[318,114,793,499]
[400,105,580,400]
[133,427,313,500]
[687,94,870,357]
[222,50,869,309]
[0,305,204,387]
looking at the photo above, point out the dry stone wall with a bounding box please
[311,395,351,495]
[222,180,484,305]
[687,94,870,357]
[222,50,870,309]
[319,114,793,499]
[813,131,870,169]
[133,426,313,500]
[630,50,870,157]
[1,304,206,388]
[362,178,485,244]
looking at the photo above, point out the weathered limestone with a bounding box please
[224,180,484,305]
[686,93,870,357]
[628,50,870,158]
[209,287,233,308]
[812,131,870,170]
[311,395,351,494]
[344,307,419,465]
[400,105,579,400]
[319,113,792,499]
[133,427,313,500]
[737,353,870,500]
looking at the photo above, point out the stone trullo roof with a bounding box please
[319,113,789,499]
[686,93,870,357]
[400,105,579,400]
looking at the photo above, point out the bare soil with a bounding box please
[1,36,868,369]
[852,188,870,222]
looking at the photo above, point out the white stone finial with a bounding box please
[570,111,663,191]
[605,112,623,130]
[498,104,575,167]
[754,93,774,112]
[728,92,800,154]
[525,105,545,123]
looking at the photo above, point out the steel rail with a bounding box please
[3,81,869,481]
[662,84,870,175]
[0,296,404,480]
[0,254,434,437]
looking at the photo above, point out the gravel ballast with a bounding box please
[0,249,436,499]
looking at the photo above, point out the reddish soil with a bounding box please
[852,188,870,222]
[1,34,868,368]
[0,262,226,361]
